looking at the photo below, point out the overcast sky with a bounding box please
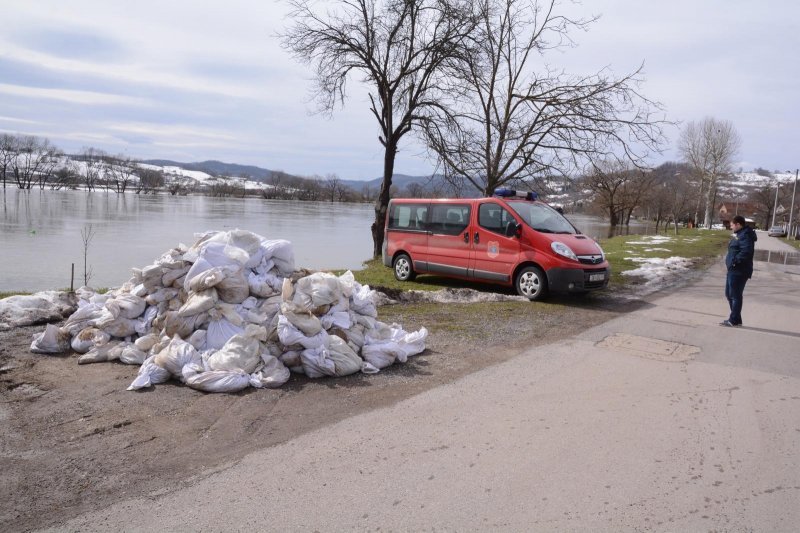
[1,0,798,181]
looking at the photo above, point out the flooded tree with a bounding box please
[282,0,480,257]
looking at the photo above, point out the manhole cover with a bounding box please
[597,333,699,362]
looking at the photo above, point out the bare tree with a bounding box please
[107,156,138,193]
[678,117,741,228]
[582,160,637,227]
[11,135,60,189]
[0,133,18,189]
[77,147,107,192]
[81,224,96,287]
[135,167,165,194]
[421,0,668,197]
[282,0,479,257]
[322,173,344,202]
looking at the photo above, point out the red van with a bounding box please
[381,189,610,300]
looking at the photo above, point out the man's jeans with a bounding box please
[725,271,748,325]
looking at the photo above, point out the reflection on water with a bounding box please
[754,249,800,266]
[1,190,654,291]
[1,189,375,291]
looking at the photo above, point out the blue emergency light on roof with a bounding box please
[493,188,538,201]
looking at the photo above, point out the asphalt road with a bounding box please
[48,232,800,532]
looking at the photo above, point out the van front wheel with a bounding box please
[515,266,548,301]
[393,254,416,281]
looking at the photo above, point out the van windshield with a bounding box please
[507,202,578,234]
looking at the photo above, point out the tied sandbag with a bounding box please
[78,341,124,364]
[292,272,343,310]
[119,344,147,365]
[185,370,251,393]
[280,301,322,336]
[153,335,201,378]
[105,293,146,319]
[178,289,218,317]
[71,327,111,354]
[250,355,290,388]
[216,269,250,304]
[30,323,71,354]
[127,354,172,390]
[207,334,261,374]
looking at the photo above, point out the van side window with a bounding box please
[478,203,515,234]
[388,204,428,231]
[430,204,470,236]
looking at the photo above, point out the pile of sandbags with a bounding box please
[29,229,427,393]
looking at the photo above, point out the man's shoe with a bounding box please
[720,320,735,327]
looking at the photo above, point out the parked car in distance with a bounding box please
[768,226,787,237]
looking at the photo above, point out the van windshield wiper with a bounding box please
[533,227,554,233]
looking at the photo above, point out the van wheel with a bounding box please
[516,266,548,301]
[393,254,416,282]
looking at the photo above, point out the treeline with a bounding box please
[0,133,463,202]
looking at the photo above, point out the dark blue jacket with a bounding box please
[725,226,757,278]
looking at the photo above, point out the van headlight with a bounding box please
[551,241,578,262]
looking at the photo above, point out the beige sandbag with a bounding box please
[78,340,123,364]
[178,289,218,317]
[207,335,261,374]
[71,327,111,354]
[216,269,250,304]
[30,324,71,354]
[280,301,322,336]
[153,335,201,377]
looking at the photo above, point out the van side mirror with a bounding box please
[505,222,522,238]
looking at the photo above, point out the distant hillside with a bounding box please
[142,159,275,182]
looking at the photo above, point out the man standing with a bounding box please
[721,215,757,327]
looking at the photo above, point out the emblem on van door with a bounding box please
[487,241,499,259]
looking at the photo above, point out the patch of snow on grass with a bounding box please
[621,256,694,284]
[626,235,673,245]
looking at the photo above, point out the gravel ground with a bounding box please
[0,287,649,531]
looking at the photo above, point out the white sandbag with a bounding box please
[127,354,172,390]
[178,289,218,317]
[186,264,227,292]
[185,370,251,393]
[247,271,282,298]
[299,346,336,378]
[134,305,159,335]
[62,303,112,336]
[30,324,71,354]
[78,341,123,364]
[279,350,302,370]
[70,327,111,354]
[187,329,207,351]
[134,332,159,352]
[105,293,146,319]
[207,335,261,374]
[326,335,362,376]
[281,302,322,336]
[206,317,245,350]
[260,239,295,275]
[292,272,343,310]
[162,265,190,287]
[351,283,378,318]
[153,335,201,378]
[140,264,166,291]
[97,315,140,338]
[216,268,250,304]
[361,342,401,370]
[249,355,290,388]
[320,309,351,331]
[277,315,327,349]
[145,287,179,305]
[337,270,355,298]
[119,345,147,365]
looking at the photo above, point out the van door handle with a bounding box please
[473,232,480,244]
[463,231,470,243]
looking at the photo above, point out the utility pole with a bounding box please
[771,182,781,227]
[787,169,798,239]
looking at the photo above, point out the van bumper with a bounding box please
[547,267,610,293]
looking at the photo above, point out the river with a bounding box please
[0,189,650,291]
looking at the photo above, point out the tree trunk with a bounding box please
[371,142,397,258]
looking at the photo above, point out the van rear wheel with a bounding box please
[516,266,548,301]
[393,253,416,281]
